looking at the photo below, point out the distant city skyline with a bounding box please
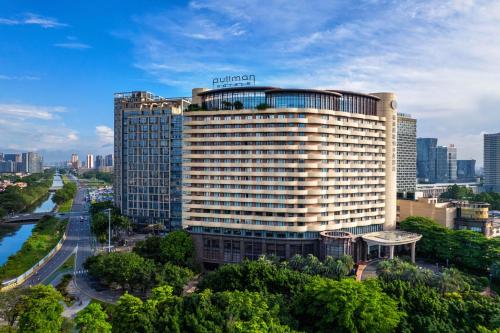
[1,1,500,164]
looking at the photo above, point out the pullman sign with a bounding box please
[212,75,256,88]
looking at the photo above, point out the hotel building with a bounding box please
[114,91,189,230]
[182,86,406,266]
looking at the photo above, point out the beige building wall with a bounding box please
[372,93,397,230]
[191,88,209,106]
[398,198,456,229]
[183,89,389,235]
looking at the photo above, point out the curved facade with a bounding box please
[184,87,397,265]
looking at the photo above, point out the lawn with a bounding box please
[58,199,73,213]
[0,216,68,281]
[62,175,71,184]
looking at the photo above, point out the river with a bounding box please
[0,173,62,266]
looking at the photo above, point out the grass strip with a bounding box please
[58,199,73,213]
[0,216,67,281]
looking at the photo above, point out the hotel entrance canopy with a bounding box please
[361,231,422,262]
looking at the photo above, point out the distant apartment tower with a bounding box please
[95,155,104,169]
[114,91,188,230]
[484,133,500,192]
[183,86,398,265]
[105,154,113,167]
[70,154,79,169]
[0,160,15,173]
[86,153,94,169]
[396,113,417,195]
[447,144,457,181]
[457,159,476,180]
[434,146,449,183]
[417,138,437,182]
[20,152,43,173]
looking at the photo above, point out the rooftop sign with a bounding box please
[212,75,255,88]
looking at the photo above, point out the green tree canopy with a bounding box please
[75,302,111,333]
[133,231,197,270]
[292,277,403,333]
[17,285,63,333]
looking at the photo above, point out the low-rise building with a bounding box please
[398,198,499,238]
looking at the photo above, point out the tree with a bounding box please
[84,252,156,292]
[0,289,27,329]
[198,258,313,297]
[440,184,474,200]
[159,231,197,269]
[17,285,63,333]
[155,262,194,295]
[74,302,111,333]
[112,293,153,333]
[292,277,403,333]
[133,236,163,262]
[52,182,77,205]
[400,216,498,273]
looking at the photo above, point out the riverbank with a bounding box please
[0,216,67,281]
[0,170,55,218]
[53,179,76,213]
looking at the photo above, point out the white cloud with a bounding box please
[95,125,114,145]
[0,74,40,81]
[67,132,79,141]
[0,104,66,120]
[126,0,499,165]
[54,42,91,50]
[0,13,67,28]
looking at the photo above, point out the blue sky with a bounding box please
[1,0,499,164]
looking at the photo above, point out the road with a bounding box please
[21,177,122,303]
[21,185,88,287]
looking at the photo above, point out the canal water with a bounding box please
[0,173,62,266]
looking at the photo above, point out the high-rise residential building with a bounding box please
[114,91,188,230]
[70,153,79,169]
[434,146,449,183]
[457,159,476,180]
[396,113,417,195]
[105,154,113,167]
[86,153,94,169]
[447,144,457,181]
[4,153,22,164]
[417,138,437,182]
[0,160,15,173]
[20,152,43,173]
[95,155,104,169]
[484,133,500,192]
[183,87,398,265]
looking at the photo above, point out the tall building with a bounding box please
[70,154,79,169]
[417,138,437,183]
[396,113,417,195]
[447,144,457,181]
[105,154,113,167]
[484,133,500,192]
[86,153,94,169]
[95,155,104,169]
[434,146,449,183]
[21,152,43,173]
[457,159,476,180]
[183,86,398,265]
[4,153,21,164]
[0,160,15,173]
[114,91,188,230]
